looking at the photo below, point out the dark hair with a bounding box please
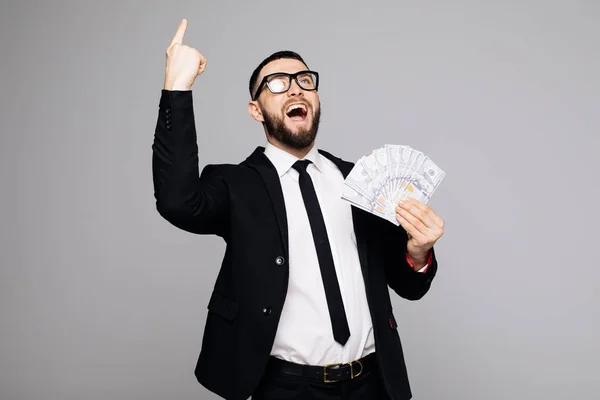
[249,50,308,99]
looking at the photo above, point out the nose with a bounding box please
[287,78,303,97]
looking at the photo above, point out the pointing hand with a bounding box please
[163,19,207,91]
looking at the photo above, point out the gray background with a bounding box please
[1,0,599,399]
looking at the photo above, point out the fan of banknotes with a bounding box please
[341,145,446,225]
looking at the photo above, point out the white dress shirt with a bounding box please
[264,142,376,366]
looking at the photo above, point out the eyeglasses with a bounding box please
[253,70,319,100]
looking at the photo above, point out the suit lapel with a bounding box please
[244,147,289,258]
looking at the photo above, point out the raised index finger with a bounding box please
[170,18,188,45]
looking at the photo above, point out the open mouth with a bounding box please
[285,103,309,122]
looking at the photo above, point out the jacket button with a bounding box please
[263,307,272,316]
[275,256,285,265]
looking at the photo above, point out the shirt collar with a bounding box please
[264,141,325,178]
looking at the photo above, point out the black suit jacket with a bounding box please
[152,90,438,400]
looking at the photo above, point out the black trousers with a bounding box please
[252,353,391,400]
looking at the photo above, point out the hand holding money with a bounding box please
[395,197,444,263]
[341,144,446,268]
[341,144,446,226]
[164,19,207,91]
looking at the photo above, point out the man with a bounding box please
[153,18,445,400]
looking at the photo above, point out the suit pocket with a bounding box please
[207,290,238,322]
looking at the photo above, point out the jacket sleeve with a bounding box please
[152,90,229,238]
[381,221,438,300]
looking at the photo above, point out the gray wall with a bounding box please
[1,1,599,399]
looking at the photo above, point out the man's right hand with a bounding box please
[163,18,207,91]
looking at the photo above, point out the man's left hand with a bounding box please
[395,198,445,265]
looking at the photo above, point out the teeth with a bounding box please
[286,104,307,113]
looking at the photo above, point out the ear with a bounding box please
[248,101,264,122]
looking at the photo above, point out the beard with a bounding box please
[262,103,321,149]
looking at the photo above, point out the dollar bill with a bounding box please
[402,156,446,204]
[359,154,392,208]
[371,148,390,199]
[345,159,388,209]
[393,149,425,203]
[384,145,401,196]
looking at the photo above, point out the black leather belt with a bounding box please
[266,352,377,383]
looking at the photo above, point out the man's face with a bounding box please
[251,58,321,149]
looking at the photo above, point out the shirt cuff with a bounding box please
[406,250,433,273]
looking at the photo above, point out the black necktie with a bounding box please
[292,159,351,345]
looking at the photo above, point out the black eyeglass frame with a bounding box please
[252,70,319,101]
